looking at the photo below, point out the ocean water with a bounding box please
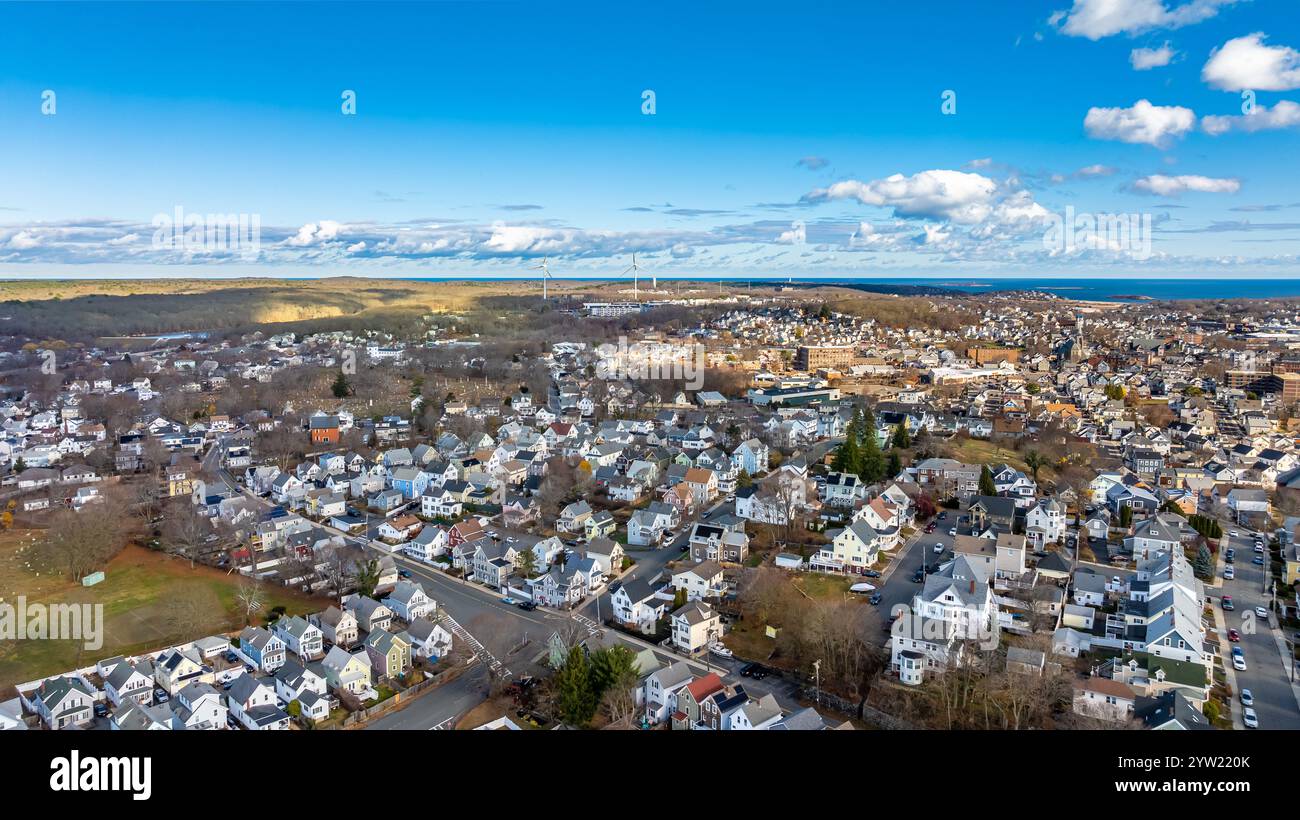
[817,278,1300,302]
[405,276,1300,302]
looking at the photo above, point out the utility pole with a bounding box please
[813,659,821,706]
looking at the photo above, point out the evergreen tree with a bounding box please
[890,423,911,450]
[858,407,885,483]
[978,465,996,497]
[1194,543,1213,579]
[1023,450,1044,482]
[516,548,536,578]
[1118,505,1133,527]
[832,409,862,476]
[353,558,381,597]
[588,645,637,698]
[556,646,597,727]
[886,451,902,479]
[331,372,351,399]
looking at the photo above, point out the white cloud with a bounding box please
[1131,43,1177,69]
[285,220,343,246]
[1084,99,1196,146]
[775,222,806,244]
[802,169,1001,223]
[1202,100,1300,134]
[1076,164,1118,177]
[1131,173,1241,195]
[7,231,41,250]
[919,224,951,245]
[1202,33,1300,91]
[1055,0,1239,40]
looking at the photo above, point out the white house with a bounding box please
[226,675,288,731]
[671,601,723,654]
[383,580,436,622]
[1025,498,1066,547]
[272,616,324,661]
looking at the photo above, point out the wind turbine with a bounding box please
[621,252,644,300]
[531,256,554,300]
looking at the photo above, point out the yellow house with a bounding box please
[167,465,195,497]
[1285,533,1300,587]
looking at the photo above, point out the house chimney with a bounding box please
[969,579,975,594]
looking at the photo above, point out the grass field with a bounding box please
[945,438,1057,484]
[0,531,328,692]
[791,572,863,602]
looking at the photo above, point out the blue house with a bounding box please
[387,466,431,500]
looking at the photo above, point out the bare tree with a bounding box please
[316,545,355,603]
[163,586,212,637]
[161,499,211,568]
[37,507,128,581]
[235,579,266,627]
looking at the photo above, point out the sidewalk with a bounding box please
[1210,605,1243,730]
[1264,614,1300,716]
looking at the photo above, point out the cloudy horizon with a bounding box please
[2,1,1298,279]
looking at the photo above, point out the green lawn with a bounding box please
[0,538,327,691]
[792,572,864,602]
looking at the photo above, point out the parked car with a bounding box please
[1243,707,1258,728]
[948,528,957,537]
[1222,595,1234,610]
[1232,647,1247,671]
[1255,606,1268,618]
[739,663,768,680]
[868,592,882,605]
[912,569,924,583]
[708,642,733,658]
[1253,555,1265,565]
[933,543,944,553]
[224,651,240,664]
[398,569,412,579]
[517,600,537,611]
[1240,688,1254,706]
[863,569,881,578]
[93,702,109,718]
[1223,566,1235,580]
[1227,628,1241,641]
[154,689,170,703]
[1254,543,1265,553]
[226,714,240,729]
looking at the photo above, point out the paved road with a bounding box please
[580,497,730,623]
[362,663,491,730]
[1213,531,1300,730]
[863,511,959,642]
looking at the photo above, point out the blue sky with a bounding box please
[1,0,1298,279]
